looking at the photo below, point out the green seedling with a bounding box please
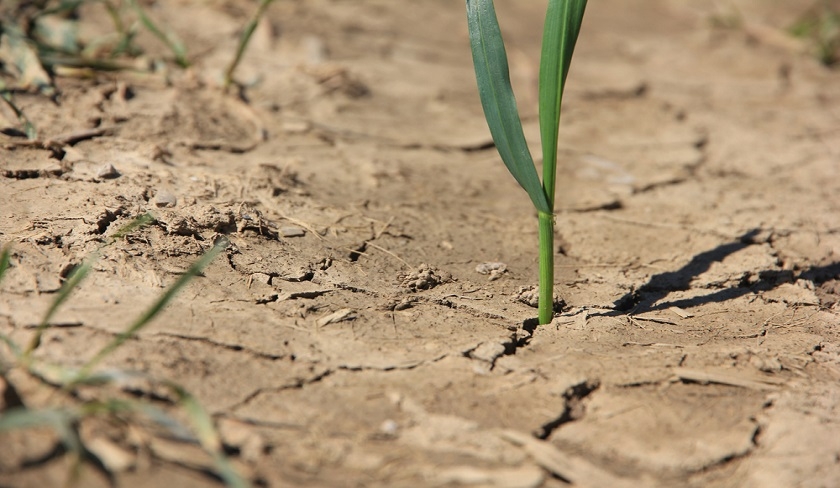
[0,244,10,283]
[23,213,154,359]
[224,0,277,89]
[789,1,840,67]
[126,0,189,68]
[0,223,245,487]
[73,234,228,381]
[0,0,187,95]
[466,0,586,324]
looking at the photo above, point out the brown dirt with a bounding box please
[2,1,840,487]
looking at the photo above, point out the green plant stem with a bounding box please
[127,0,189,68]
[224,0,275,89]
[538,211,554,324]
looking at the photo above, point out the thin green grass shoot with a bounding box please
[790,1,840,66]
[1,84,39,139]
[0,222,245,487]
[126,0,189,68]
[23,213,154,359]
[0,244,10,283]
[466,0,586,324]
[0,1,188,95]
[73,235,229,381]
[224,0,277,89]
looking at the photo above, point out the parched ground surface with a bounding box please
[2,1,840,487]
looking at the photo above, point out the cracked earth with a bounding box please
[2,0,840,487]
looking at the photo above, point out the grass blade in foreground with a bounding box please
[0,244,10,284]
[0,407,83,453]
[127,0,189,68]
[23,214,154,358]
[224,0,276,88]
[166,381,251,488]
[466,0,551,215]
[74,236,229,380]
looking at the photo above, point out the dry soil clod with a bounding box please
[476,261,507,280]
[153,189,177,208]
[398,263,452,291]
[513,285,565,312]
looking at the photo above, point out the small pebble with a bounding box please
[153,190,177,208]
[379,419,399,437]
[282,120,311,134]
[280,226,305,237]
[96,163,120,179]
[302,35,328,64]
[475,262,506,275]
[249,273,272,285]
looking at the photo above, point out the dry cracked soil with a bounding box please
[2,1,840,487]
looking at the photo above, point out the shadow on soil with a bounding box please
[614,229,840,313]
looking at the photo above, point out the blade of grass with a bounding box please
[75,375,249,486]
[74,236,229,380]
[0,83,39,139]
[108,212,155,241]
[224,0,276,89]
[536,0,586,324]
[0,332,23,360]
[24,260,92,356]
[127,0,189,68]
[23,214,154,358]
[0,244,10,284]
[466,0,551,215]
[38,53,142,71]
[165,381,251,488]
[80,398,194,441]
[32,0,86,18]
[0,407,83,453]
[539,0,586,205]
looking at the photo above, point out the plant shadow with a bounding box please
[612,228,840,314]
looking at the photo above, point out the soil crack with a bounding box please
[152,332,286,360]
[534,379,601,439]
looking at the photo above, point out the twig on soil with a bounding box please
[254,196,325,241]
[441,294,484,301]
[672,367,785,390]
[365,242,411,268]
[3,127,115,150]
[622,341,684,348]
[628,314,678,326]
[596,214,735,239]
[373,216,395,240]
[499,429,636,488]
[180,139,259,154]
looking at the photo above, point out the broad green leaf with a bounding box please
[539,0,586,205]
[466,0,552,214]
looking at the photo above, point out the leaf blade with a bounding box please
[466,0,552,214]
[539,0,587,204]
